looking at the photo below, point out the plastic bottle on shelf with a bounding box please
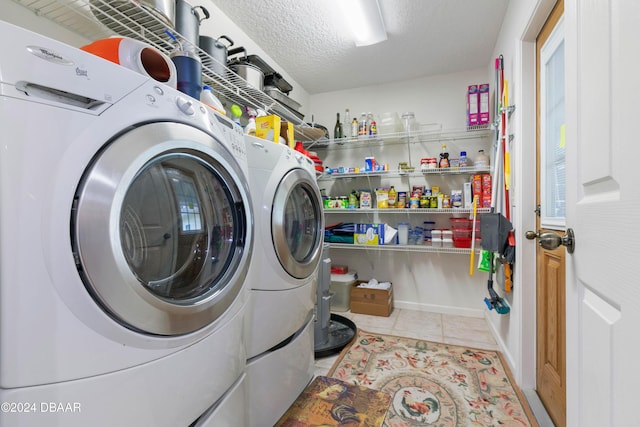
[358,112,367,138]
[388,186,397,208]
[200,85,226,115]
[460,151,468,168]
[475,149,490,168]
[351,117,358,139]
[344,109,351,138]
[368,113,377,136]
[473,150,489,169]
[244,115,256,136]
[439,144,450,168]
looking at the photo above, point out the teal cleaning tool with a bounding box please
[484,286,510,314]
[483,251,510,314]
[479,212,512,315]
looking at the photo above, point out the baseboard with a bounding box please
[393,300,486,318]
[522,389,556,427]
[484,314,513,365]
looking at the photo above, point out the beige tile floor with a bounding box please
[314,307,498,376]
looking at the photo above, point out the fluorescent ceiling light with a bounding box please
[339,0,387,47]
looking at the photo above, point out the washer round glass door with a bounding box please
[272,168,324,279]
[72,122,251,336]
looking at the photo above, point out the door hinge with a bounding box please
[534,204,541,217]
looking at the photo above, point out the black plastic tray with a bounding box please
[314,313,357,359]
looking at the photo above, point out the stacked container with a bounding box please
[449,217,481,248]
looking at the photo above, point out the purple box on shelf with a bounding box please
[478,83,490,125]
[467,84,479,127]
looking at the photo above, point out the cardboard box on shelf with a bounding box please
[478,83,491,125]
[467,84,479,127]
[472,173,492,207]
[359,191,372,209]
[280,121,295,148]
[350,280,393,317]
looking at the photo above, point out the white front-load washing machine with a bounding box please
[243,137,324,426]
[0,21,253,427]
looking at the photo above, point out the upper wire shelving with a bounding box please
[11,0,322,141]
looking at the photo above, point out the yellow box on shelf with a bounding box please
[256,115,282,142]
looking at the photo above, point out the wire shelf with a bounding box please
[323,207,491,215]
[12,0,316,133]
[317,166,491,181]
[327,243,479,255]
[306,127,493,150]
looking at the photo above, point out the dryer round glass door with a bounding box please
[72,122,252,336]
[272,168,324,279]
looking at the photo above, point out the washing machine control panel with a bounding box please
[175,96,196,116]
[141,84,242,161]
[144,85,200,121]
[208,110,247,161]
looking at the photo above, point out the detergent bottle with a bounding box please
[200,85,225,115]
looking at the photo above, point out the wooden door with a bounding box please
[534,1,566,426]
[564,0,640,426]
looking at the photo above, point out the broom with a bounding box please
[480,56,510,315]
[469,195,478,276]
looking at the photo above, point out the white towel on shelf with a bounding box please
[357,279,391,290]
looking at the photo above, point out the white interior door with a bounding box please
[565,1,640,426]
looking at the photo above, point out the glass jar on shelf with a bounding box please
[401,112,418,141]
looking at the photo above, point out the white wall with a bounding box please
[309,68,488,133]
[195,2,310,116]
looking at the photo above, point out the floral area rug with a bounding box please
[328,330,538,427]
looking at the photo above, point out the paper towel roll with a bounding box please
[81,37,177,88]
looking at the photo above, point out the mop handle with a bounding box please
[469,195,478,276]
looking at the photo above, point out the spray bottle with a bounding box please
[244,108,257,136]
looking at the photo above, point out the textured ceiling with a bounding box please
[208,0,509,95]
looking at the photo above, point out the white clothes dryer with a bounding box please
[243,137,324,426]
[0,21,253,427]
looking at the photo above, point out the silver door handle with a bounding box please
[525,228,575,253]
